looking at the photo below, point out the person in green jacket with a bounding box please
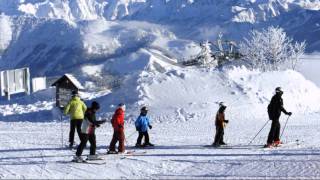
[64,90,87,148]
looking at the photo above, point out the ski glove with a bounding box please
[118,125,123,129]
[149,125,152,129]
[287,112,292,116]
[224,120,229,123]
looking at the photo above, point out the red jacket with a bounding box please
[111,108,124,131]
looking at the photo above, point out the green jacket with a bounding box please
[64,96,87,120]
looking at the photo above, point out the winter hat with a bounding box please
[72,90,79,96]
[219,102,226,108]
[275,87,283,94]
[140,106,148,112]
[91,101,100,110]
[118,103,126,111]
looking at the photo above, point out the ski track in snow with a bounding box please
[1,112,320,179]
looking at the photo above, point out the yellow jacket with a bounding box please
[64,96,87,120]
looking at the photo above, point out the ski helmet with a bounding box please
[141,106,148,112]
[219,102,226,108]
[91,101,100,110]
[275,87,283,94]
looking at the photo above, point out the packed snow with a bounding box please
[0,0,320,179]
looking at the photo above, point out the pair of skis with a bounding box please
[71,150,147,164]
[203,140,300,149]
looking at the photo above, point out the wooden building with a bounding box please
[51,74,84,109]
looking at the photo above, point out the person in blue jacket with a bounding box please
[135,106,154,147]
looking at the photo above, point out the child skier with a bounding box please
[135,106,154,147]
[265,87,292,148]
[212,102,229,147]
[73,101,106,162]
[108,103,126,154]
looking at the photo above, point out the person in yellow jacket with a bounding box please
[64,90,87,148]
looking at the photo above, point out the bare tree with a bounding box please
[290,41,306,70]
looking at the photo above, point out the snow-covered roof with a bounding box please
[64,74,84,90]
[51,74,84,90]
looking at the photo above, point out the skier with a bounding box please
[64,90,87,148]
[212,102,229,147]
[73,101,106,162]
[135,106,154,147]
[265,87,292,148]
[108,103,126,154]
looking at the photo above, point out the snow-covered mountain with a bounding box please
[0,0,319,121]
[0,0,319,72]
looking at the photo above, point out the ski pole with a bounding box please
[60,112,64,148]
[280,115,291,139]
[248,120,270,145]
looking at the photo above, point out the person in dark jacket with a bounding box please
[73,101,106,162]
[135,106,154,147]
[108,103,126,154]
[265,87,292,148]
[212,102,229,147]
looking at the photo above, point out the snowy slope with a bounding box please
[1,110,320,178]
[0,1,320,178]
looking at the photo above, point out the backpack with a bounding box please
[267,102,274,120]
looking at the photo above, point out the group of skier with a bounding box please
[64,86,292,162]
[212,87,292,148]
[64,91,154,162]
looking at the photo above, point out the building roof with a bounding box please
[51,74,84,90]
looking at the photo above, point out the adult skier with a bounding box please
[64,90,87,148]
[135,106,154,147]
[265,87,292,148]
[212,102,229,147]
[73,101,106,162]
[108,103,126,154]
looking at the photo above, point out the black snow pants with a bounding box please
[213,126,224,145]
[76,133,96,156]
[136,131,150,145]
[69,119,83,145]
[267,119,281,144]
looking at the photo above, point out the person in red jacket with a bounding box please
[108,103,126,154]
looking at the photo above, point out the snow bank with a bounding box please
[138,65,320,123]
[226,66,320,114]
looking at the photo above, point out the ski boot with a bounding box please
[117,150,128,154]
[263,143,273,148]
[69,143,73,149]
[107,150,118,154]
[212,143,220,147]
[72,156,85,163]
[220,142,227,145]
[273,140,282,147]
[143,142,154,147]
[135,143,143,148]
